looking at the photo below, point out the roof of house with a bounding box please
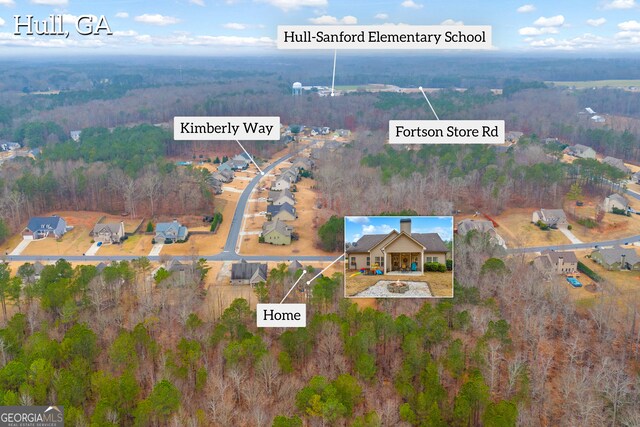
[569,144,594,154]
[607,193,629,207]
[267,202,296,217]
[537,209,567,225]
[262,219,292,237]
[234,152,251,161]
[533,255,553,272]
[231,259,267,281]
[26,216,65,232]
[457,219,495,235]
[602,156,630,172]
[93,222,123,236]
[95,262,108,272]
[33,261,46,274]
[289,260,303,272]
[156,221,188,240]
[166,259,187,272]
[269,189,295,201]
[593,247,640,266]
[347,231,448,253]
[541,250,578,264]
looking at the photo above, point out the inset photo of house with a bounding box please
[344,216,453,298]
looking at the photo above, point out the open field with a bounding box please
[492,208,571,247]
[549,80,640,89]
[161,235,219,257]
[345,271,453,298]
[240,176,337,256]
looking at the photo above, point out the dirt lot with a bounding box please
[345,271,453,298]
[239,177,337,256]
[491,208,571,247]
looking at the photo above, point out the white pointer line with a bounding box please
[280,271,307,304]
[418,86,440,120]
[236,140,265,175]
[306,254,344,285]
[330,49,337,97]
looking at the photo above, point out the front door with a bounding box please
[391,254,400,272]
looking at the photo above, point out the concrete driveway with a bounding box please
[9,239,31,256]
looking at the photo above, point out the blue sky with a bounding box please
[0,0,640,54]
[345,216,453,244]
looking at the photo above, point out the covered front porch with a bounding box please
[385,251,423,274]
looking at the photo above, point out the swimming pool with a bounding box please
[566,277,582,288]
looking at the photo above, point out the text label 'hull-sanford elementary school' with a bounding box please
[174,116,280,141]
[278,25,492,50]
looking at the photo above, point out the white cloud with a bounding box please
[113,30,138,37]
[527,33,607,50]
[257,0,327,11]
[115,12,129,19]
[134,14,181,26]
[618,20,640,30]
[190,0,206,5]
[533,15,565,27]
[347,217,370,224]
[363,224,395,235]
[374,13,388,20]
[519,26,559,35]
[401,0,423,9]
[517,4,536,13]
[586,18,606,27]
[441,19,463,25]
[0,0,15,6]
[224,22,247,30]
[0,18,4,26]
[30,0,67,5]
[309,15,357,24]
[603,0,637,9]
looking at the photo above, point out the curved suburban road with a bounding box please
[4,144,339,264]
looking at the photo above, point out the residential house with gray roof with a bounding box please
[591,247,640,271]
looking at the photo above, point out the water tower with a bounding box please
[292,81,302,96]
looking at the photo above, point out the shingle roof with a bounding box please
[26,216,64,232]
[93,222,123,236]
[269,189,295,202]
[602,156,630,173]
[267,202,296,217]
[231,259,267,281]
[542,250,578,264]
[594,247,640,266]
[156,221,188,240]
[289,260,303,272]
[262,219,292,237]
[607,193,628,207]
[346,231,448,253]
[457,219,495,235]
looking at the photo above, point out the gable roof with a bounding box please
[289,260,303,273]
[267,202,295,217]
[594,247,640,266]
[602,156,630,173]
[262,219,292,237]
[607,193,628,207]
[569,144,594,155]
[347,231,448,253]
[26,216,65,233]
[93,222,123,236]
[231,259,267,281]
[156,221,188,240]
[541,250,578,265]
[537,209,567,225]
[269,189,295,201]
[457,219,495,235]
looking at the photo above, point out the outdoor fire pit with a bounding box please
[387,279,410,294]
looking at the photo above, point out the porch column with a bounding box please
[421,252,424,273]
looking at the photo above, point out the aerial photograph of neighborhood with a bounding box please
[2,0,640,425]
